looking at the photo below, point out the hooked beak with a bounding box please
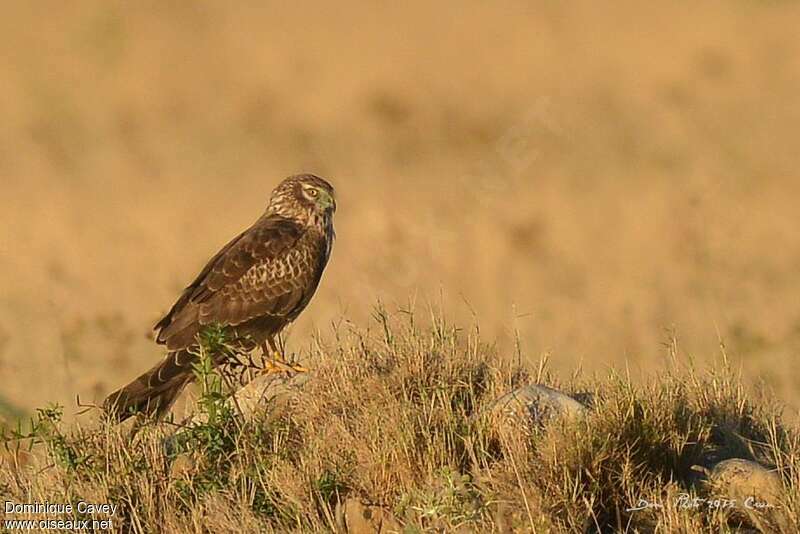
[320,190,336,213]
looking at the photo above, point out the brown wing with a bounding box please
[154,215,324,350]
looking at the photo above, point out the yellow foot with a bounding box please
[287,362,309,373]
[261,352,309,375]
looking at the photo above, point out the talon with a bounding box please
[288,363,309,373]
[281,352,309,373]
[261,352,309,375]
[273,351,288,365]
[261,358,292,375]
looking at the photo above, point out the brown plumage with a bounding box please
[104,174,336,422]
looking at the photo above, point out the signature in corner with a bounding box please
[627,494,777,513]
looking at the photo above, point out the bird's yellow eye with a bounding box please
[308,188,318,197]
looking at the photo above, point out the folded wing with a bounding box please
[154,215,321,350]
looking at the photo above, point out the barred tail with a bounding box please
[104,350,196,423]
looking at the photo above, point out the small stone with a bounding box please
[488,384,588,430]
[696,458,787,530]
[706,458,782,504]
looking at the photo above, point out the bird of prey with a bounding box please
[104,174,336,422]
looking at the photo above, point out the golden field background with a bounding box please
[1,1,799,421]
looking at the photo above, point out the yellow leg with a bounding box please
[262,350,309,375]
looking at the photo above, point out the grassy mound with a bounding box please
[2,310,798,532]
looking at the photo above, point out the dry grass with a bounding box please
[2,309,799,532]
[1,1,800,422]
[2,2,800,531]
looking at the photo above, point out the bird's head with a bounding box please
[268,174,336,226]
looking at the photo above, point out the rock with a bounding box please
[339,498,402,534]
[694,458,786,531]
[233,371,311,419]
[173,371,310,431]
[164,371,310,453]
[488,384,588,430]
[705,459,782,504]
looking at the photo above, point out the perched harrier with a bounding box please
[104,174,336,422]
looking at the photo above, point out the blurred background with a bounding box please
[1,1,799,422]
